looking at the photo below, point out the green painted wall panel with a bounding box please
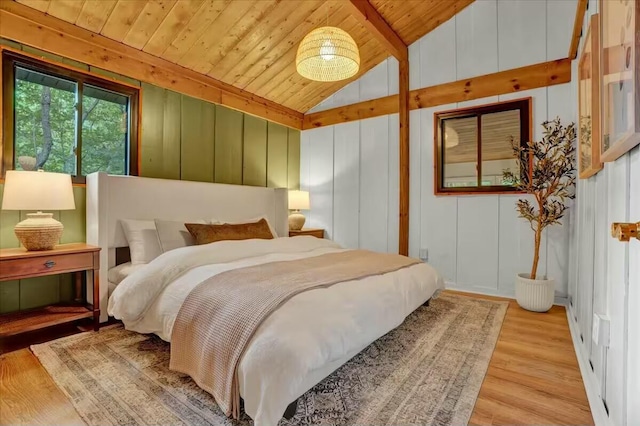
[267,122,289,188]
[19,276,60,310]
[60,186,86,244]
[181,95,215,182]
[288,129,301,190]
[0,186,20,249]
[215,106,244,185]
[58,273,74,302]
[161,90,182,180]
[140,83,166,178]
[0,281,19,314]
[243,115,267,187]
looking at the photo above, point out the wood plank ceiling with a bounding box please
[14,0,473,113]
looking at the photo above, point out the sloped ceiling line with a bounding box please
[10,0,473,114]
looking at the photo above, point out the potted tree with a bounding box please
[503,118,576,312]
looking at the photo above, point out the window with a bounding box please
[2,50,139,181]
[434,98,532,195]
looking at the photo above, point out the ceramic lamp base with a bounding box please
[288,212,306,231]
[14,212,63,251]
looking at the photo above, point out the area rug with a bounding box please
[32,294,507,426]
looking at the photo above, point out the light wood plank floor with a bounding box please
[0,291,593,425]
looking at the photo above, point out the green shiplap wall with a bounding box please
[180,93,216,182]
[140,83,299,187]
[243,115,268,187]
[0,40,301,314]
[267,122,289,188]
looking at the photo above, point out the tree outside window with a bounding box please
[3,50,139,181]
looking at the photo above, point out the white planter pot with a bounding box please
[515,273,555,312]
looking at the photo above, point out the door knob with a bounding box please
[611,222,640,242]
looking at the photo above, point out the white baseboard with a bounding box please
[565,305,612,426]
[446,283,610,425]
[444,282,568,306]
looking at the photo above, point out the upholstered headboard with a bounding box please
[86,172,288,322]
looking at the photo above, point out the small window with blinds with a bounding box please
[434,98,532,195]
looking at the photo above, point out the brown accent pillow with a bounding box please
[185,219,275,245]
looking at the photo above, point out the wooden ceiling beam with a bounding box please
[345,0,407,61]
[303,58,572,129]
[568,0,588,59]
[0,1,303,130]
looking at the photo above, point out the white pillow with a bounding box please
[108,262,145,285]
[209,216,279,238]
[120,219,162,264]
[154,219,205,253]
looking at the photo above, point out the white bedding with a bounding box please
[107,262,148,296]
[108,237,443,426]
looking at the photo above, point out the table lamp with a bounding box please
[288,190,310,231]
[1,170,75,251]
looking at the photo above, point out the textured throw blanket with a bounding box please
[169,250,421,419]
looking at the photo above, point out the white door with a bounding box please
[605,147,640,426]
[625,148,640,425]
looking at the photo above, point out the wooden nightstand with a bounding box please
[0,243,101,338]
[289,228,325,238]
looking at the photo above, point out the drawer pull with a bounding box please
[44,260,56,268]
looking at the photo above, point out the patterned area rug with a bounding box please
[32,294,507,426]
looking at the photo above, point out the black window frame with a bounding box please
[434,97,532,195]
[2,49,140,183]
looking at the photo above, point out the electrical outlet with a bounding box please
[592,313,610,347]
[419,248,428,261]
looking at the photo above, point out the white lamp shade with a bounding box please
[2,170,75,211]
[288,190,310,210]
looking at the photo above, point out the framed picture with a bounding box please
[578,13,603,179]
[600,0,640,162]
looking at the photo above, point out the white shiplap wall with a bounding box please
[566,2,640,425]
[301,0,577,298]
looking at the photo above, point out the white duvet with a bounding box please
[109,237,443,426]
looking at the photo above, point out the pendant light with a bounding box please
[296,26,360,82]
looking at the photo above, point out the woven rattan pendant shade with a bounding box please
[296,26,360,82]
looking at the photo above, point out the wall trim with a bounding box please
[444,282,568,305]
[566,304,613,426]
[303,58,572,129]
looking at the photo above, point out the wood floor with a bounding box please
[0,291,593,426]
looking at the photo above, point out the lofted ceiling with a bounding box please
[13,0,473,114]
[369,0,474,45]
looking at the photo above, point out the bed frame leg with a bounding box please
[283,399,298,419]
[423,298,430,307]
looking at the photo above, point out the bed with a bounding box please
[86,172,443,426]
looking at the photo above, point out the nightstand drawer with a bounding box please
[0,252,94,280]
[289,228,325,238]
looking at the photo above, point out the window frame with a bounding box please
[434,97,532,196]
[1,48,140,183]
